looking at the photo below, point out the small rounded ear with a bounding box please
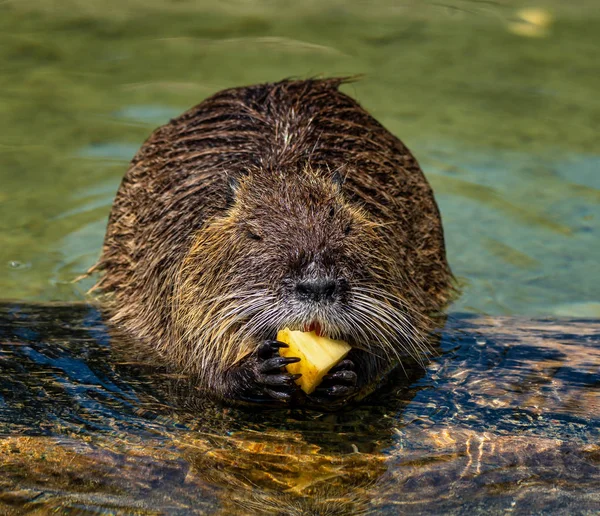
[228,174,241,194]
[331,168,346,193]
[224,174,241,208]
[228,169,251,195]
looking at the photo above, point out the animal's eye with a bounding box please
[247,230,262,241]
[344,223,352,235]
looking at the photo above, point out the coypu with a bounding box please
[92,78,453,407]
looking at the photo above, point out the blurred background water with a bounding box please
[0,0,598,318]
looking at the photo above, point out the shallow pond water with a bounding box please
[1,303,598,514]
[0,0,599,514]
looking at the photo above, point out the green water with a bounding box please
[1,0,598,317]
[1,3,599,513]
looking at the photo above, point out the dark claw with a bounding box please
[314,384,354,398]
[322,369,357,385]
[259,356,301,374]
[308,358,357,405]
[264,388,294,402]
[328,359,355,373]
[258,339,289,359]
[252,339,301,403]
[260,373,302,387]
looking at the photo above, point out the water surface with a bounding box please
[0,1,599,513]
[0,0,598,316]
[1,303,598,514]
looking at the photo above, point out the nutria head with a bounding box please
[173,164,429,381]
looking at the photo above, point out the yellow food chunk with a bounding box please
[277,328,351,394]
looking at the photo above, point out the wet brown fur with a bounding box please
[93,78,453,401]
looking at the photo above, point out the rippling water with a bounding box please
[0,0,598,316]
[1,303,598,514]
[1,0,599,513]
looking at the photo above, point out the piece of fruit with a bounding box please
[277,328,351,394]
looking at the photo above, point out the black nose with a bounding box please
[295,278,338,303]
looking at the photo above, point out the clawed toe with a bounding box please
[264,388,294,402]
[322,369,357,385]
[258,339,289,359]
[253,339,301,403]
[328,359,355,373]
[259,355,300,374]
[260,372,301,387]
[308,359,357,405]
[314,384,354,398]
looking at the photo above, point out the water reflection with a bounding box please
[1,303,598,514]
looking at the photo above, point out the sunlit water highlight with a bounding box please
[1,303,598,514]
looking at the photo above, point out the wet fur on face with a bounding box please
[172,165,432,387]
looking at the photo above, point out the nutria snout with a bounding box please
[92,78,453,407]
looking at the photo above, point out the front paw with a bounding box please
[309,359,358,406]
[255,339,302,402]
